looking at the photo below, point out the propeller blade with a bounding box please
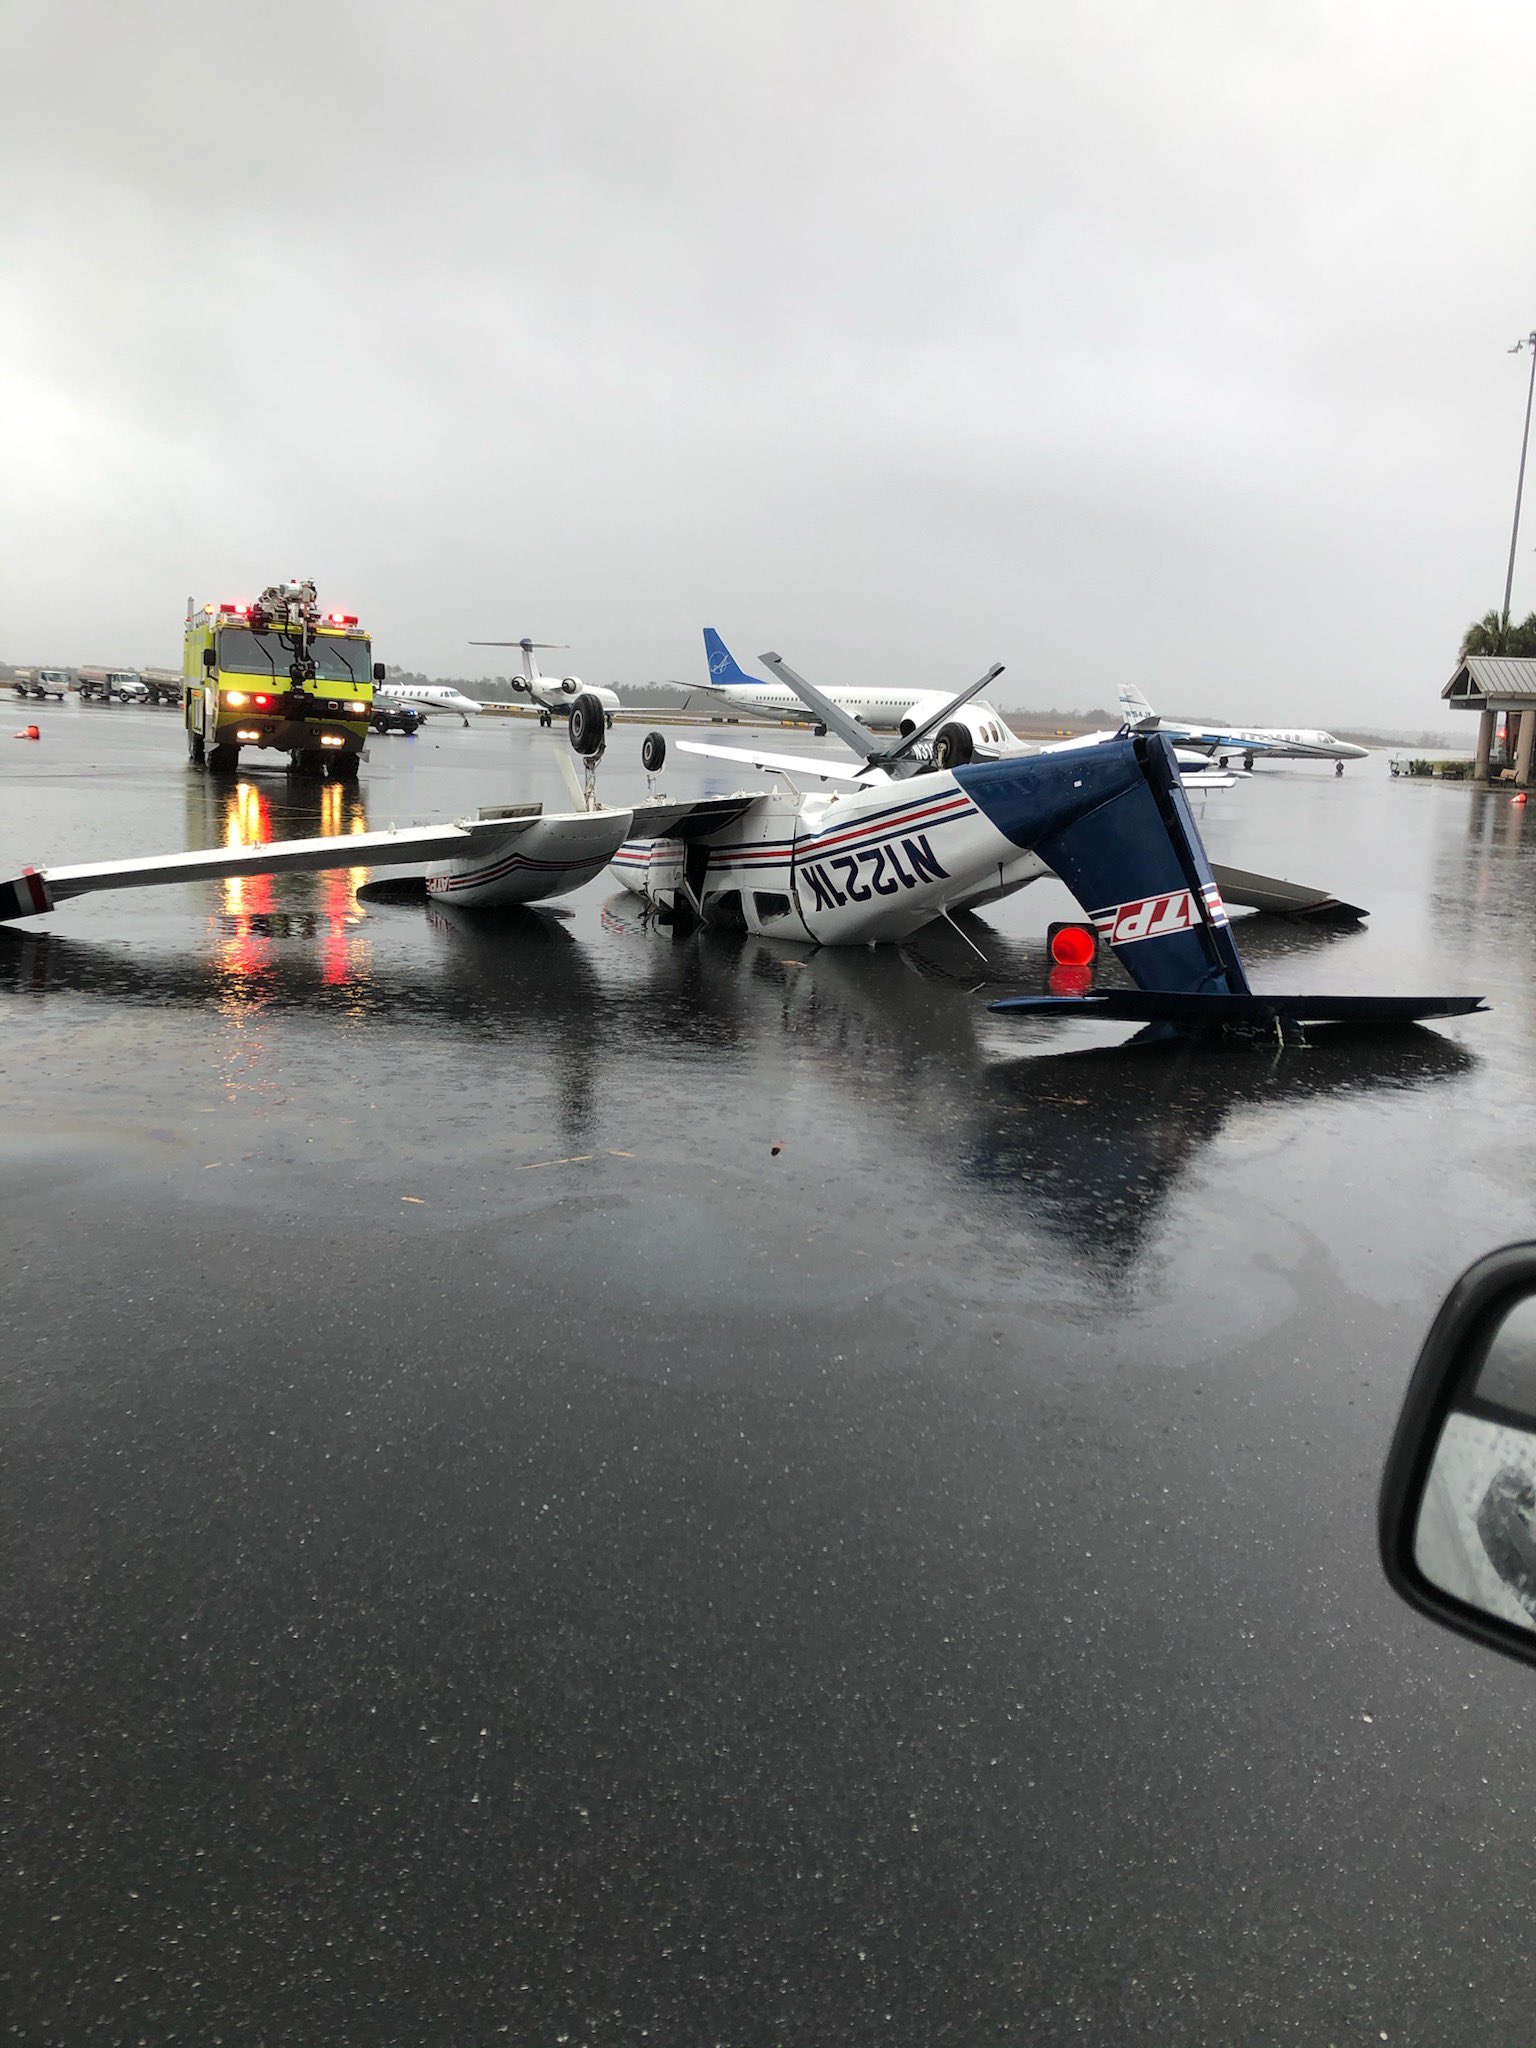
[466,641,570,649]
[757,652,880,762]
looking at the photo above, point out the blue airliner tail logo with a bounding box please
[702,627,755,688]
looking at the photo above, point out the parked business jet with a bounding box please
[376,679,484,725]
[1118,685,1370,767]
[466,638,621,729]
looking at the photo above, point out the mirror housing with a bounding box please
[372,662,385,683]
[201,647,217,672]
[1380,1242,1536,1668]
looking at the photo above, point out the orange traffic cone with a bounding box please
[14,724,40,740]
[1513,791,1528,806]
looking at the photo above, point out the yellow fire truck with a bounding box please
[183,580,380,779]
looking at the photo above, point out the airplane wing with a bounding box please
[2,810,546,920]
[673,738,882,785]
[1174,728,1305,759]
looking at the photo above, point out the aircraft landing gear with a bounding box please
[538,710,552,728]
[1335,759,1345,777]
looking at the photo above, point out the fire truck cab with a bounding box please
[183,581,380,779]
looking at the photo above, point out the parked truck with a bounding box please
[11,669,68,701]
[76,667,148,703]
[140,668,183,707]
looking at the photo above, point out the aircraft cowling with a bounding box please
[560,677,580,695]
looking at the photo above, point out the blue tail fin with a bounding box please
[957,734,1250,998]
[702,627,756,688]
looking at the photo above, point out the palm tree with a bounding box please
[1459,610,1536,659]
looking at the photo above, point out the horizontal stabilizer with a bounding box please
[1209,862,1365,922]
[989,991,1486,1028]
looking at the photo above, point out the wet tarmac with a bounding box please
[3,702,1535,2045]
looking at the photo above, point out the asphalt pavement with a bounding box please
[3,701,1535,2045]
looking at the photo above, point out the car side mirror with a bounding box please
[1380,1243,1536,1668]
[202,647,217,672]
[372,663,385,683]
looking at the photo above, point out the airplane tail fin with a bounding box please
[958,735,1249,997]
[702,628,756,689]
[1040,735,1249,995]
[1118,681,1157,726]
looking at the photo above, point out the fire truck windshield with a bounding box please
[217,630,373,684]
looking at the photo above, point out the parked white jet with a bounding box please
[377,679,484,725]
[466,638,621,729]
[1118,685,1370,767]
[695,628,1018,765]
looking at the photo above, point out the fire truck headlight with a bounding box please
[225,690,249,707]
[320,734,345,748]
[346,700,366,715]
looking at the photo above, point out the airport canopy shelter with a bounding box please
[1443,656,1536,787]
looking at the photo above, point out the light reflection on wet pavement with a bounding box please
[3,706,1534,2044]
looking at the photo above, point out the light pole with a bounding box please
[1503,329,1536,638]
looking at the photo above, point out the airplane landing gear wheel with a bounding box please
[538,710,552,728]
[641,730,667,773]
[568,692,608,758]
[931,721,974,769]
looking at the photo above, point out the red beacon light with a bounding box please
[1047,921,1099,969]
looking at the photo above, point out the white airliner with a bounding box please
[1118,685,1369,766]
[466,637,621,728]
[376,679,484,725]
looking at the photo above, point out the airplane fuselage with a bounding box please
[379,682,484,717]
[519,677,621,716]
[1159,719,1368,762]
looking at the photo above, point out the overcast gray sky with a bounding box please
[3,0,1533,719]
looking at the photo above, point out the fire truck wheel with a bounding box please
[187,731,205,767]
[331,753,360,783]
[206,744,240,776]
